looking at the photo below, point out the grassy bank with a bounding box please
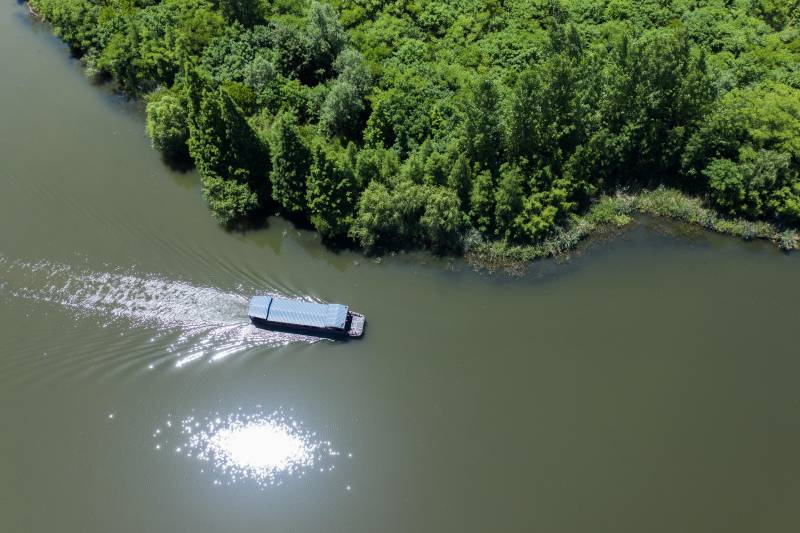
[466,188,799,270]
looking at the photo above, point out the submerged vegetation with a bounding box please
[28,0,800,258]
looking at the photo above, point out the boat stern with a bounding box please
[347,312,366,338]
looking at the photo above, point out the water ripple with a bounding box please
[0,256,321,372]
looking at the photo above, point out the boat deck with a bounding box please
[249,295,365,339]
[348,314,366,337]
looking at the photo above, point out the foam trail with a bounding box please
[0,257,319,367]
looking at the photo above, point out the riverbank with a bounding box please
[466,188,799,271]
[22,0,800,270]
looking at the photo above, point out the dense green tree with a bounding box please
[97,22,142,94]
[270,22,311,79]
[350,177,462,252]
[319,49,372,137]
[333,49,371,93]
[30,0,800,252]
[683,82,800,219]
[470,170,495,235]
[462,79,503,173]
[306,144,358,239]
[305,1,347,80]
[199,27,272,84]
[684,83,800,174]
[520,181,575,240]
[705,148,796,219]
[187,79,265,183]
[186,72,269,223]
[392,179,430,241]
[217,0,264,27]
[751,0,798,31]
[506,71,541,166]
[422,149,449,187]
[320,81,364,137]
[420,187,465,253]
[354,147,398,187]
[31,0,100,53]
[494,164,526,242]
[202,175,260,227]
[222,81,257,115]
[145,89,189,159]
[269,112,312,215]
[364,68,451,156]
[244,54,276,94]
[447,153,472,210]
[171,1,227,61]
[620,30,715,181]
[349,181,402,251]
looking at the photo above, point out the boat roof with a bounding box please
[248,296,348,330]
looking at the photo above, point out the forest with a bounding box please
[28,0,800,255]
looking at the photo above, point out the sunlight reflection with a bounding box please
[155,408,341,487]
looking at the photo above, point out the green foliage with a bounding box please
[354,146,399,187]
[350,178,465,253]
[462,78,503,173]
[186,71,269,223]
[447,153,472,209]
[222,81,257,115]
[217,0,264,27]
[469,170,495,235]
[199,26,272,84]
[244,54,276,95]
[519,180,576,240]
[349,180,403,251]
[33,0,800,256]
[269,112,312,214]
[685,82,800,220]
[705,148,796,219]
[30,0,100,53]
[202,175,260,226]
[494,163,526,242]
[270,22,311,79]
[319,49,372,137]
[145,88,189,159]
[306,144,358,239]
[684,82,800,170]
[420,187,465,253]
[305,1,348,80]
[751,0,799,31]
[364,66,454,156]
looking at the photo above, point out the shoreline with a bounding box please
[466,188,798,272]
[21,2,799,273]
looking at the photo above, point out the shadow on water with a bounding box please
[161,152,195,174]
[249,320,366,342]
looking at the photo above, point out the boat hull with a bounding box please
[250,312,365,339]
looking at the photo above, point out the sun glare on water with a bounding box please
[156,409,341,487]
[210,422,312,473]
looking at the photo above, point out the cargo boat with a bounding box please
[248,295,365,338]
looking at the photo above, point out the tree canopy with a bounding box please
[30,0,800,253]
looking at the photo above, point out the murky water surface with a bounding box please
[1,3,799,532]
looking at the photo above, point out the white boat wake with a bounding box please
[0,256,320,368]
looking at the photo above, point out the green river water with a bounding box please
[1,3,799,532]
